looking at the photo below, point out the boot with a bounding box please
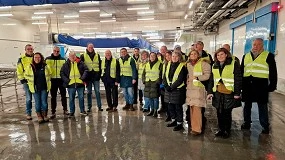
[122,104,130,110]
[167,121,177,127]
[147,110,154,116]
[37,112,44,124]
[106,107,113,112]
[153,110,158,118]
[129,104,135,111]
[165,116,171,122]
[42,111,49,122]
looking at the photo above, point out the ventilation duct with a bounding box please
[0,0,107,6]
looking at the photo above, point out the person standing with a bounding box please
[133,48,140,105]
[17,44,34,120]
[157,46,168,113]
[222,44,240,64]
[80,43,102,112]
[164,51,187,131]
[186,50,211,135]
[61,52,89,117]
[138,51,149,110]
[45,46,68,118]
[101,50,120,112]
[119,48,138,111]
[207,48,242,138]
[174,45,187,62]
[25,52,52,123]
[240,38,277,134]
[142,52,162,117]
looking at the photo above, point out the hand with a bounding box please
[207,94,213,100]
[234,96,240,99]
[115,82,119,86]
[132,79,136,84]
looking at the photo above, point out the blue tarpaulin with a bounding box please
[0,0,107,6]
[57,34,158,52]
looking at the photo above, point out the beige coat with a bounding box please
[186,60,211,107]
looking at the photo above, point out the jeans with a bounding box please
[50,79,67,113]
[168,103,183,123]
[68,87,85,113]
[243,101,269,129]
[87,80,102,109]
[144,97,159,110]
[33,90,48,113]
[104,84,118,108]
[23,83,32,115]
[122,87,134,105]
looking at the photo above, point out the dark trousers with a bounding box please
[165,102,171,117]
[243,101,269,129]
[104,84,118,108]
[139,89,143,103]
[133,81,138,104]
[217,108,233,133]
[50,79,67,114]
[168,103,183,123]
[160,94,165,110]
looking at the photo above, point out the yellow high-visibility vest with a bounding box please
[212,60,235,92]
[17,54,33,80]
[243,51,269,78]
[69,62,83,85]
[138,62,146,79]
[192,59,205,87]
[145,61,160,81]
[165,62,185,88]
[24,65,52,93]
[119,57,133,76]
[83,53,100,71]
[46,59,65,78]
[101,58,117,78]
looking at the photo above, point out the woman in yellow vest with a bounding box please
[186,50,211,135]
[138,51,149,111]
[142,52,162,117]
[24,52,52,123]
[163,51,187,131]
[60,52,89,117]
[207,48,242,138]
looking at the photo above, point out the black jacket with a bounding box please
[80,50,101,81]
[60,59,88,88]
[208,57,242,109]
[32,63,47,92]
[241,52,277,103]
[201,50,214,66]
[101,57,120,85]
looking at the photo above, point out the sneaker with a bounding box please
[68,113,74,118]
[87,108,91,113]
[173,124,184,131]
[50,114,56,119]
[80,111,88,116]
[26,115,33,120]
[106,107,113,112]
[241,123,251,130]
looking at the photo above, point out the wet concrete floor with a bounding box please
[0,92,285,160]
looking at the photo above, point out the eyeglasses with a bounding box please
[54,50,60,53]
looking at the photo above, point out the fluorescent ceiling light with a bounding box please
[128,0,149,3]
[137,10,154,15]
[79,9,100,13]
[112,32,124,34]
[83,32,96,35]
[127,7,149,10]
[32,16,46,19]
[146,36,161,39]
[64,21,80,24]
[0,13,13,17]
[184,14,188,19]
[33,4,52,7]
[34,11,53,15]
[100,19,116,23]
[2,23,16,26]
[32,22,47,25]
[137,17,154,21]
[149,39,160,42]
[189,0,193,9]
[64,15,79,18]
[84,28,98,30]
[143,25,158,28]
[100,13,112,17]
[96,35,107,38]
[79,1,99,5]
[0,6,11,9]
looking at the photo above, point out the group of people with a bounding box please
[17,38,277,139]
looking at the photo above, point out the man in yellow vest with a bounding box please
[17,44,34,120]
[133,48,140,105]
[119,48,138,111]
[241,38,277,134]
[60,52,89,117]
[101,50,120,112]
[80,43,102,112]
[45,46,67,118]
[174,45,187,62]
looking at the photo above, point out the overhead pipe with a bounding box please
[193,0,218,27]
[0,0,106,6]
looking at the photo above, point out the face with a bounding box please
[34,54,41,64]
[189,51,199,60]
[120,49,127,57]
[222,44,230,52]
[190,44,196,51]
[69,53,76,62]
[25,45,34,55]
[149,53,156,62]
[53,47,60,56]
[216,51,227,62]
[252,40,263,54]
[133,49,139,56]
[165,53,172,62]
[172,53,179,63]
[87,44,94,53]
[105,50,112,60]
[160,46,167,55]
[195,42,203,51]
[141,52,148,61]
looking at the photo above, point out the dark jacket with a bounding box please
[208,57,242,109]
[241,52,277,103]
[119,54,138,88]
[60,59,88,88]
[101,57,120,85]
[201,50,214,65]
[80,50,101,81]
[33,63,47,92]
[142,59,162,98]
[163,62,187,104]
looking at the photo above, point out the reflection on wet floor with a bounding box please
[1,92,285,159]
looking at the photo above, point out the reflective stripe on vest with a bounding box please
[101,58,117,78]
[212,60,235,92]
[165,62,185,88]
[192,60,204,87]
[243,51,269,78]
[138,63,146,79]
[69,62,83,85]
[46,59,65,78]
[145,61,160,81]
[25,65,51,93]
[84,53,100,71]
[119,57,133,76]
